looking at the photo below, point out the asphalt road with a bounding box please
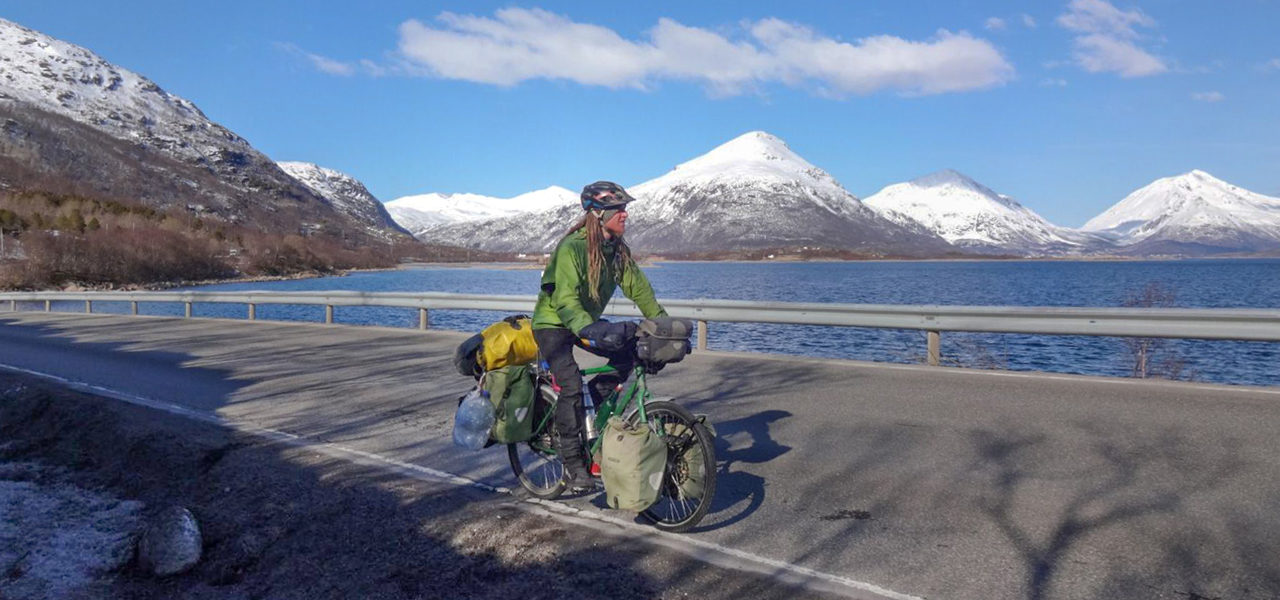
[2,312,1279,600]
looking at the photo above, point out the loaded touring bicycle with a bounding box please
[455,316,717,532]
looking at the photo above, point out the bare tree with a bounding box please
[1121,282,1178,378]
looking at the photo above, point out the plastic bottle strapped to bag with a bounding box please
[600,416,668,511]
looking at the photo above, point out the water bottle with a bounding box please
[452,388,495,450]
[582,379,599,441]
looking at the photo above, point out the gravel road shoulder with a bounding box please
[0,372,847,600]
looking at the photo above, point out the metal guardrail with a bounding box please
[2,291,1279,366]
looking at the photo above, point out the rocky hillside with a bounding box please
[277,161,408,239]
[0,18,406,242]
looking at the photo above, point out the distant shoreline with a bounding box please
[396,255,1280,270]
[32,254,1278,292]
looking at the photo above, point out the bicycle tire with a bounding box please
[507,385,566,499]
[636,400,717,533]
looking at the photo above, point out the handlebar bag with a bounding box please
[635,317,694,366]
[600,416,668,511]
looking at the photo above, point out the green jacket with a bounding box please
[532,230,666,334]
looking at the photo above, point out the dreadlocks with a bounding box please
[564,211,632,303]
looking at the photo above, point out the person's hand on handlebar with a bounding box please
[578,320,637,353]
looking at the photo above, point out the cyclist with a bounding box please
[531,181,667,493]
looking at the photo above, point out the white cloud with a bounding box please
[985,17,1007,31]
[308,55,356,76]
[1262,58,1280,72]
[1040,78,1068,87]
[1057,0,1153,37]
[1056,0,1166,78]
[1073,33,1167,77]
[391,8,1014,97]
[277,42,356,76]
[1191,91,1225,103]
[1022,14,1038,28]
[359,59,391,77]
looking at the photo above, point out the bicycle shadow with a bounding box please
[585,409,792,533]
[690,409,793,532]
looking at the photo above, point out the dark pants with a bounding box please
[532,327,635,470]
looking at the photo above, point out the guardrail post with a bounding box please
[419,308,428,330]
[131,301,138,315]
[927,330,941,366]
[184,302,192,318]
[325,305,334,324]
[85,300,92,314]
[697,320,708,351]
[248,304,256,320]
[44,300,50,312]
[9,300,14,312]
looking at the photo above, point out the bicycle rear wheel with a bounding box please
[637,400,717,533]
[508,385,566,499]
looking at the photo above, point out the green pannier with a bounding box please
[482,365,536,444]
[600,416,668,511]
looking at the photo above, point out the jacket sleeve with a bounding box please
[551,244,597,335]
[620,260,667,319]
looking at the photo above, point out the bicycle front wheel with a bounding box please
[637,400,717,533]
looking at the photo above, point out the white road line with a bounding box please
[0,363,921,600]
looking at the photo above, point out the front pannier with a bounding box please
[600,416,668,511]
[635,317,694,367]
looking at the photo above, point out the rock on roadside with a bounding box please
[137,505,203,577]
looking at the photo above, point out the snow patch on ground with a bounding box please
[0,461,143,599]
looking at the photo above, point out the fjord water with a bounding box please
[96,259,1280,387]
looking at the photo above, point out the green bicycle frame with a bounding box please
[527,363,651,457]
[580,364,649,457]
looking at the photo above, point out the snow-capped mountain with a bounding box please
[277,161,407,237]
[418,131,949,255]
[863,169,1100,253]
[0,18,240,167]
[1082,170,1280,254]
[387,186,576,236]
[0,18,404,240]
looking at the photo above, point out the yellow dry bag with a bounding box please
[478,315,539,371]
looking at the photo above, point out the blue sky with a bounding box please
[4,1,1279,226]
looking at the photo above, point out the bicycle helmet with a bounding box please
[580,181,636,211]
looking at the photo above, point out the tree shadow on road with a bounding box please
[962,421,1250,600]
[765,405,1276,600]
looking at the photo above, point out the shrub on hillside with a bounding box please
[0,228,234,288]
